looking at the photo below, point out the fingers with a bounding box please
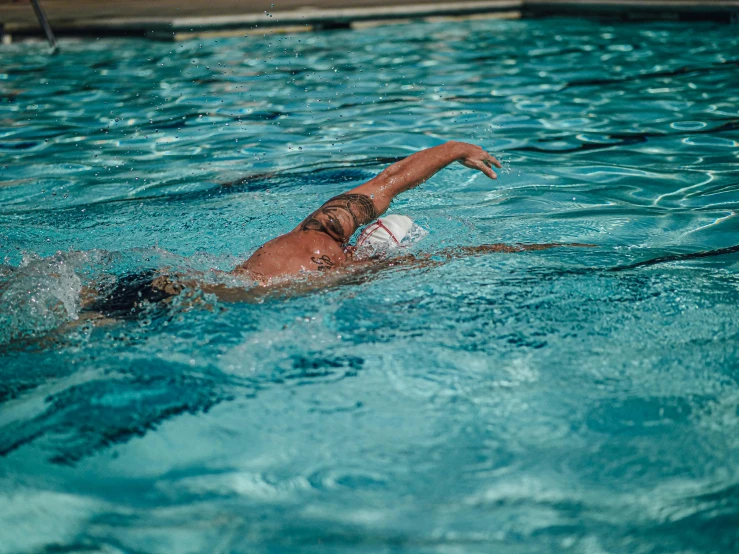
[487,153,502,169]
[478,150,502,169]
[474,160,497,180]
[479,150,502,168]
[458,145,503,178]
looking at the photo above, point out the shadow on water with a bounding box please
[610,243,739,271]
[562,58,739,90]
[0,163,398,216]
[0,323,368,464]
[510,118,739,154]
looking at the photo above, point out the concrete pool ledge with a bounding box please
[1,1,524,42]
[0,0,737,43]
[525,0,739,21]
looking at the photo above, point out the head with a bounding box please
[352,214,416,257]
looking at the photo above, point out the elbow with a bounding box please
[371,165,403,196]
[379,160,403,181]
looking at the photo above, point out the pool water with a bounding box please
[2,16,739,553]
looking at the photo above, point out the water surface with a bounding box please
[1,17,739,554]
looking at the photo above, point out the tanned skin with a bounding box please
[232,141,505,284]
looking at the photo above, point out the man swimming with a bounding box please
[234,141,502,283]
[85,141,588,318]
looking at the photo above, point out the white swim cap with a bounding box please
[357,214,414,248]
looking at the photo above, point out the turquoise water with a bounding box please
[1,16,739,553]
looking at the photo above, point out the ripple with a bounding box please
[2,16,739,554]
[671,121,709,131]
[308,467,389,492]
[683,136,739,147]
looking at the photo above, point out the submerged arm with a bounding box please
[371,242,597,271]
[296,141,501,245]
[438,243,595,257]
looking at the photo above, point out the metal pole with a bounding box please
[29,0,57,50]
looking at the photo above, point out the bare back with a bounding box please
[233,230,350,283]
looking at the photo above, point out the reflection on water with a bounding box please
[1,16,739,554]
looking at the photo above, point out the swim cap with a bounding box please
[357,214,414,248]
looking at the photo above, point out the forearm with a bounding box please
[439,243,596,259]
[293,141,499,244]
[349,141,465,215]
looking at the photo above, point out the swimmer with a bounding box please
[83,141,591,317]
[235,141,502,283]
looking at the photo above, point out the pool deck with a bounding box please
[0,0,737,42]
[526,0,739,21]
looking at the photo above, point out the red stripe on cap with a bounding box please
[357,220,400,247]
[357,222,380,247]
[375,220,400,245]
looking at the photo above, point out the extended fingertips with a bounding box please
[489,155,502,168]
[474,160,497,179]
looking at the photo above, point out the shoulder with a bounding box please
[238,230,348,280]
[270,229,346,253]
[291,229,348,260]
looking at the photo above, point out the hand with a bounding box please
[450,141,502,179]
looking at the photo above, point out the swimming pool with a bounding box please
[1,16,739,553]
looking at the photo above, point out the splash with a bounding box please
[0,251,88,344]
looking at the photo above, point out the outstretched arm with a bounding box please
[351,141,501,214]
[296,141,501,244]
